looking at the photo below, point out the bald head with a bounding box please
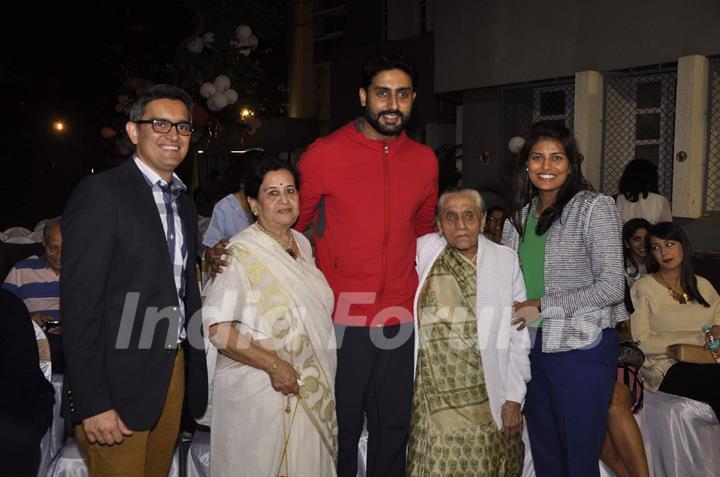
[436,189,487,260]
[43,217,62,275]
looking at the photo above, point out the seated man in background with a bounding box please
[2,217,64,373]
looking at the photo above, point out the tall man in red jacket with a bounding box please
[295,50,438,477]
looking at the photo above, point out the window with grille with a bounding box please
[601,70,677,200]
[503,82,575,162]
[704,59,720,215]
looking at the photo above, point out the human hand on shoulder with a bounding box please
[205,239,230,278]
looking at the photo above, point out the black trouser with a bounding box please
[47,332,65,374]
[335,323,414,477]
[0,409,48,477]
[660,362,720,420]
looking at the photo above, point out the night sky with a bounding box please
[2,1,288,228]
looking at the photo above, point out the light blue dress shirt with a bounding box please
[202,193,251,247]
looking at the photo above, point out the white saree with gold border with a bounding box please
[201,224,337,477]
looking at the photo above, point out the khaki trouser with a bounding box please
[76,348,185,477]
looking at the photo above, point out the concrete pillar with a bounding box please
[574,71,604,190]
[288,0,315,119]
[672,54,709,218]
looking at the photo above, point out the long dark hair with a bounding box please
[646,222,710,307]
[507,121,593,236]
[619,159,659,202]
[622,218,651,277]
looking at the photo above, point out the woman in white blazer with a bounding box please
[406,188,531,477]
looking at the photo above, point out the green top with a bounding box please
[518,210,549,328]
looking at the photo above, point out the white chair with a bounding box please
[4,226,32,237]
[30,230,45,243]
[0,232,7,241]
[46,437,85,477]
[48,374,67,460]
[6,235,36,244]
[167,439,184,477]
[35,219,50,232]
[34,323,53,477]
[637,390,720,477]
[357,417,368,477]
[186,428,210,477]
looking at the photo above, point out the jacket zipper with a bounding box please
[378,143,390,316]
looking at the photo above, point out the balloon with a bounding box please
[213,75,231,92]
[508,136,525,154]
[199,82,216,99]
[209,92,228,110]
[187,37,204,53]
[235,25,252,41]
[100,127,116,139]
[224,89,238,105]
[207,98,221,112]
[202,32,215,44]
[192,104,209,128]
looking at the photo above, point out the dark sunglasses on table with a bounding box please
[134,119,194,136]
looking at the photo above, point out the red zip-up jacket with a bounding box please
[295,121,438,327]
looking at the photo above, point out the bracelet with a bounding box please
[268,358,281,374]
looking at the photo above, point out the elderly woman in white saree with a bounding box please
[408,188,531,477]
[201,157,337,477]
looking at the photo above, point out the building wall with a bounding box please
[387,0,422,40]
[434,0,720,94]
[461,88,504,197]
[328,33,447,131]
[441,1,720,251]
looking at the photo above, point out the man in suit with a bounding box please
[61,84,207,476]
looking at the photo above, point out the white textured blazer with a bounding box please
[413,232,532,430]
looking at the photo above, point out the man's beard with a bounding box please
[364,108,410,137]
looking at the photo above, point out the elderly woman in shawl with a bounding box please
[201,156,337,477]
[407,188,531,477]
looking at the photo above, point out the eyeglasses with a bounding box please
[135,119,193,136]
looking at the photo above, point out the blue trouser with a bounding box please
[525,328,618,477]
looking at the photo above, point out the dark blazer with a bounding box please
[60,159,207,429]
[0,289,54,448]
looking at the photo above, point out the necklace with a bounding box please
[656,273,689,304]
[256,223,297,259]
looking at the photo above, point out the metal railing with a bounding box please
[503,80,575,162]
